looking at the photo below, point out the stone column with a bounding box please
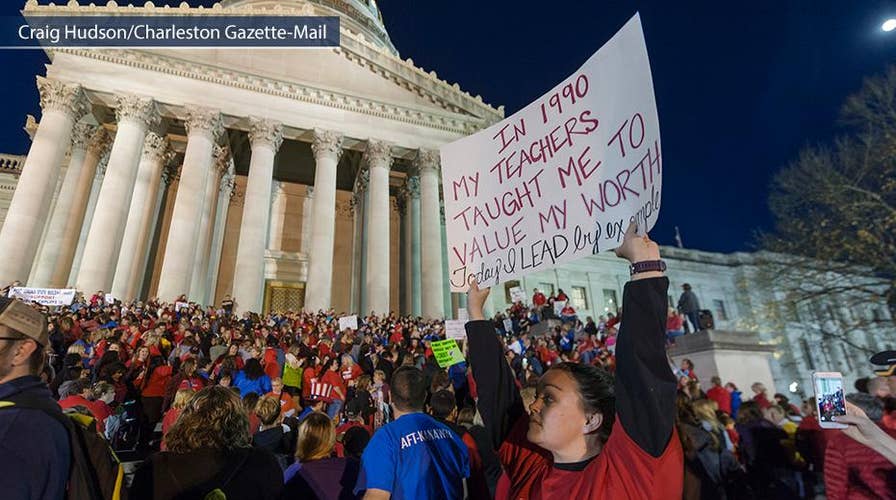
[76,95,159,293]
[189,145,229,303]
[206,163,235,304]
[300,186,314,254]
[52,127,109,288]
[267,181,287,252]
[232,118,283,313]
[407,174,422,316]
[418,150,445,318]
[363,140,392,315]
[69,150,109,285]
[111,132,169,301]
[31,122,94,287]
[157,106,223,301]
[304,129,343,312]
[0,77,87,284]
[357,170,370,313]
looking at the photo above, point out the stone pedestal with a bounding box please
[668,330,777,395]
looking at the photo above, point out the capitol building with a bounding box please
[0,0,892,400]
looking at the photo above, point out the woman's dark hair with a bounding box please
[243,358,264,380]
[549,362,616,443]
[735,401,763,425]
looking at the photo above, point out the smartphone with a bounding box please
[812,371,848,429]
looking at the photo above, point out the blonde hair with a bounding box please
[295,411,335,462]
[692,398,724,451]
[67,344,86,357]
[171,389,195,410]
[255,395,282,426]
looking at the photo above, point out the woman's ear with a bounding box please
[583,412,603,434]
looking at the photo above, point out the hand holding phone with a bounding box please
[812,371,848,429]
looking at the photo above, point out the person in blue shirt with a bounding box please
[233,358,272,397]
[355,366,469,499]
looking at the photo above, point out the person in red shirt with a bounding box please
[301,356,320,403]
[320,359,346,420]
[160,388,195,450]
[466,223,683,499]
[751,382,773,409]
[532,289,547,307]
[824,401,896,499]
[59,380,113,433]
[706,376,733,415]
[340,354,362,386]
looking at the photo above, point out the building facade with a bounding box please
[0,0,505,318]
[1,0,892,397]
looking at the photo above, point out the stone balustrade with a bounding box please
[0,154,26,173]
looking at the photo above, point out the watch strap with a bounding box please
[629,260,666,275]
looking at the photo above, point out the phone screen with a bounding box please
[815,375,846,423]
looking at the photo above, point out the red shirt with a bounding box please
[496,417,683,499]
[824,427,896,500]
[532,293,547,306]
[706,385,732,415]
[59,395,110,433]
[753,392,772,409]
[141,365,173,398]
[666,315,683,331]
[320,369,346,401]
[264,390,300,418]
[302,366,319,399]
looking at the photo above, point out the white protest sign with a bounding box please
[442,14,661,291]
[338,315,359,332]
[9,287,76,306]
[174,301,189,312]
[503,318,513,333]
[456,308,469,322]
[444,319,467,340]
[554,300,567,316]
[509,286,527,304]
[105,294,115,304]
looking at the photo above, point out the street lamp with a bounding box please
[883,19,896,32]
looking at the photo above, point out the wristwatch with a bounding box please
[629,260,666,275]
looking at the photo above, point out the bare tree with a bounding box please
[758,66,896,341]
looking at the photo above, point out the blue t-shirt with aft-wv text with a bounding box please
[355,412,469,499]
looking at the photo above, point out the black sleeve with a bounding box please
[614,277,677,457]
[466,320,526,450]
[128,458,154,500]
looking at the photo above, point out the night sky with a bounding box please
[1,1,894,253]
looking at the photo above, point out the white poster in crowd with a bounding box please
[105,294,115,304]
[441,14,661,291]
[9,287,76,306]
[444,319,467,340]
[174,301,189,312]
[554,300,567,316]
[509,286,527,304]
[456,308,469,322]
[503,318,513,333]
[339,315,359,332]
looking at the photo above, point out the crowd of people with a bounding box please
[1,225,895,499]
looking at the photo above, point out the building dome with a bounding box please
[219,0,396,54]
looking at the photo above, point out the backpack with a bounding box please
[0,393,125,500]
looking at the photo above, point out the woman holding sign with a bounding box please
[465,223,682,499]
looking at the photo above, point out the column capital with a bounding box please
[184,105,224,140]
[142,132,170,163]
[364,139,393,170]
[70,122,95,152]
[311,129,343,160]
[414,149,440,174]
[406,175,420,199]
[163,163,181,186]
[37,77,89,121]
[213,144,232,174]
[355,166,370,194]
[95,152,110,178]
[115,94,160,128]
[86,127,111,156]
[248,117,283,151]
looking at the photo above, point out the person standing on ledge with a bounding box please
[465,222,683,499]
[677,283,701,333]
